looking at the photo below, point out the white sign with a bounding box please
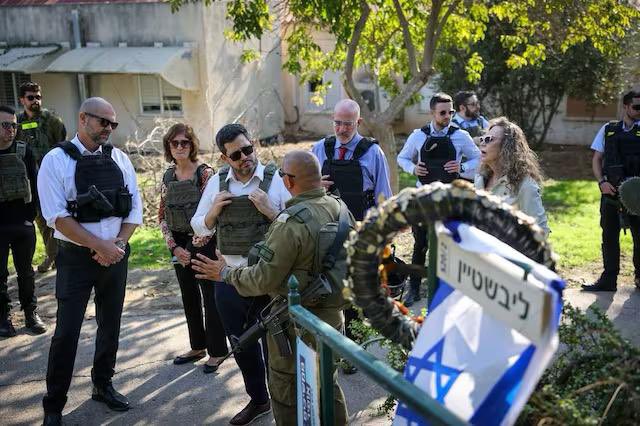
[296,337,320,426]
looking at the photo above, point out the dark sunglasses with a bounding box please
[227,145,254,161]
[277,168,296,179]
[170,139,192,149]
[632,104,640,111]
[438,109,456,116]
[26,95,42,101]
[479,135,496,144]
[1,121,18,131]
[84,112,119,130]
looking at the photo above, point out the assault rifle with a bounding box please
[216,275,333,366]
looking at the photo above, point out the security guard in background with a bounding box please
[192,150,352,426]
[583,90,640,292]
[17,81,67,273]
[452,90,489,142]
[0,105,46,337]
[38,97,142,426]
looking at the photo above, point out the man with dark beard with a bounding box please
[191,123,290,425]
[17,82,67,273]
[38,97,142,426]
[452,91,489,142]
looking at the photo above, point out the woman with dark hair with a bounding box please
[474,116,550,235]
[158,123,228,373]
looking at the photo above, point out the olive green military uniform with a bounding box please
[17,109,67,269]
[226,188,351,426]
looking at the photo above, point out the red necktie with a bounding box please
[338,146,348,160]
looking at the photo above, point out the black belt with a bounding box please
[57,239,92,253]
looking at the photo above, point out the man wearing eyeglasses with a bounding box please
[191,123,290,425]
[583,90,640,293]
[38,97,142,426]
[397,92,480,306]
[17,81,67,273]
[452,91,489,141]
[0,105,46,338]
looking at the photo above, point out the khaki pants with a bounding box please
[267,310,348,426]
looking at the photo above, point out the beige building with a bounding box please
[0,0,284,148]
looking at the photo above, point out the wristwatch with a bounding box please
[115,240,126,251]
[460,163,466,174]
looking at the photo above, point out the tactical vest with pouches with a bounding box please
[216,162,277,255]
[17,110,52,164]
[56,141,133,223]
[163,164,208,233]
[320,136,376,221]
[419,124,459,184]
[603,120,640,186]
[0,141,32,203]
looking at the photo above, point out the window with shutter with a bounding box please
[0,72,31,109]
[138,75,182,115]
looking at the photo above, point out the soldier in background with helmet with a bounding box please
[17,81,67,273]
[397,92,480,307]
[0,105,47,338]
[190,123,290,425]
[583,90,640,292]
[192,150,353,426]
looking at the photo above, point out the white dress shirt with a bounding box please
[190,162,291,267]
[397,122,481,184]
[37,134,143,245]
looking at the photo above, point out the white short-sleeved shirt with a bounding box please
[591,119,640,153]
[37,134,143,245]
[190,162,291,267]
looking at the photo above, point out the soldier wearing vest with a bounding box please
[17,82,67,273]
[0,105,47,338]
[191,123,290,425]
[38,98,142,426]
[397,92,480,306]
[158,123,228,373]
[191,150,354,426]
[452,91,489,142]
[583,90,640,292]
[311,99,392,369]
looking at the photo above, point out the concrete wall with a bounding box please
[30,72,79,134]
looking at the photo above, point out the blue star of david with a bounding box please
[405,336,462,404]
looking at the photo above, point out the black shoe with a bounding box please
[229,400,271,425]
[203,358,225,374]
[0,316,17,337]
[173,351,206,365]
[25,310,47,334]
[91,384,130,411]
[403,290,422,308]
[581,280,617,292]
[42,412,62,426]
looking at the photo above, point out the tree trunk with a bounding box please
[367,121,399,193]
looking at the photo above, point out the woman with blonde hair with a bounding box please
[158,123,228,373]
[474,116,550,235]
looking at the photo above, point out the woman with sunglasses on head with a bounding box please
[158,123,228,373]
[474,116,550,235]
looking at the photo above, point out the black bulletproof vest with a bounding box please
[320,136,376,220]
[57,141,132,223]
[419,124,459,184]
[603,121,640,185]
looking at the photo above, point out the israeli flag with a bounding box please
[394,221,564,426]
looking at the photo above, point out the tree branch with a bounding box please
[392,0,418,77]
[420,0,444,75]
[435,0,461,40]
[343,0,373,120]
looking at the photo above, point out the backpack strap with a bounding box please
[55,140,83,161]
[447,122,459,135]
[15,141,27,159]
[323,136,336,160]
[218,165,230,191]
[322,198,350,270]
[352,137,377,160]
[162,166,176,186]
[259,162,277,192]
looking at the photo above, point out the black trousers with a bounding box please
[214,282,270,404]
[409,225,429,294]
[0,223,37,317]
[43,242,129,414]
[600,196,640,284]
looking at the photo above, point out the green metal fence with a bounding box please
[287,228,466,425]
